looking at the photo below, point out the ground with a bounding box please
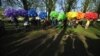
[0,21,100,56]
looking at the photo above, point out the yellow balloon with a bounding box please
[67,12,78,20]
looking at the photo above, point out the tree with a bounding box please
[82,0,92,12]
[42,0,57,19]
[0,0,1,6]
[66,0,77,12]
[20,0,29,22]
[93,0,100,14]
[60,0,77,12]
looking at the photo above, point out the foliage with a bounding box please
[0,8,4,19]
[42,0,57,19]
[93,0,100,14]
[63,0,77,12]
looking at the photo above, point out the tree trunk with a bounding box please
[21,0,29,22]
[46,0,56,20]
[48,8,51,20]
[0,0,1,6]
[22,0,28,10]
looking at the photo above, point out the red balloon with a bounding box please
[85,12,98,20]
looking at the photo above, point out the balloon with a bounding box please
[57,12,66,21]
[39,12,47,19]
[67,12,78,20]
[16,8,27,17]
[28,8,37,17]
[77,12,85,20]
[50,11,58,18]
[4,7,17,17]
[85,12,98,20]
[84,12,98,29]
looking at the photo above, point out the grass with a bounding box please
[73,25,100,39]
[64,24,100,49]
[1,19,100,56]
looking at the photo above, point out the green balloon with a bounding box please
[50,11,58,18]
[57,12,66,21]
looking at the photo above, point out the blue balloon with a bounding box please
[28,8,37,17]
[39,12,47,19]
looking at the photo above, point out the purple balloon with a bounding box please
[16,8,27,17]
[4,7,17,17]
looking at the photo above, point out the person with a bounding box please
[57,20,63,29]
[0,20,5,36]
[62,19,67,29]
[11,17,19,30]
[14,17,19,29]
[24,21,29,30]
[41,20,46,30]
[45,19,50,27]
[51,17,58,27]
[70,17,78,28]
[31,18,37,28]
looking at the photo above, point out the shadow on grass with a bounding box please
[0,31,28,46]
[64,36,100,56]
[0,27,66,56]
[0,34,48,56]
[87,38,100,56]
[64,37,88,56]
[37,28,67,56]
[0,27,100,56]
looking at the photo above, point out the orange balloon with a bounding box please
[77,12,85,20]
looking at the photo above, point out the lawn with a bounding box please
[0,21,100,56]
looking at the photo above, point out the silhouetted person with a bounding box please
[45,19,50,27]
[63,18,67,29]
[51,17,58,27]
[12,17,19,29]
[0,20,5,36]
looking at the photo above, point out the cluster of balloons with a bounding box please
[50,11,98,29]
[4,7,47,20]
[50,11,98,21]
[4,7,99,21]
[4,7,99,29]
